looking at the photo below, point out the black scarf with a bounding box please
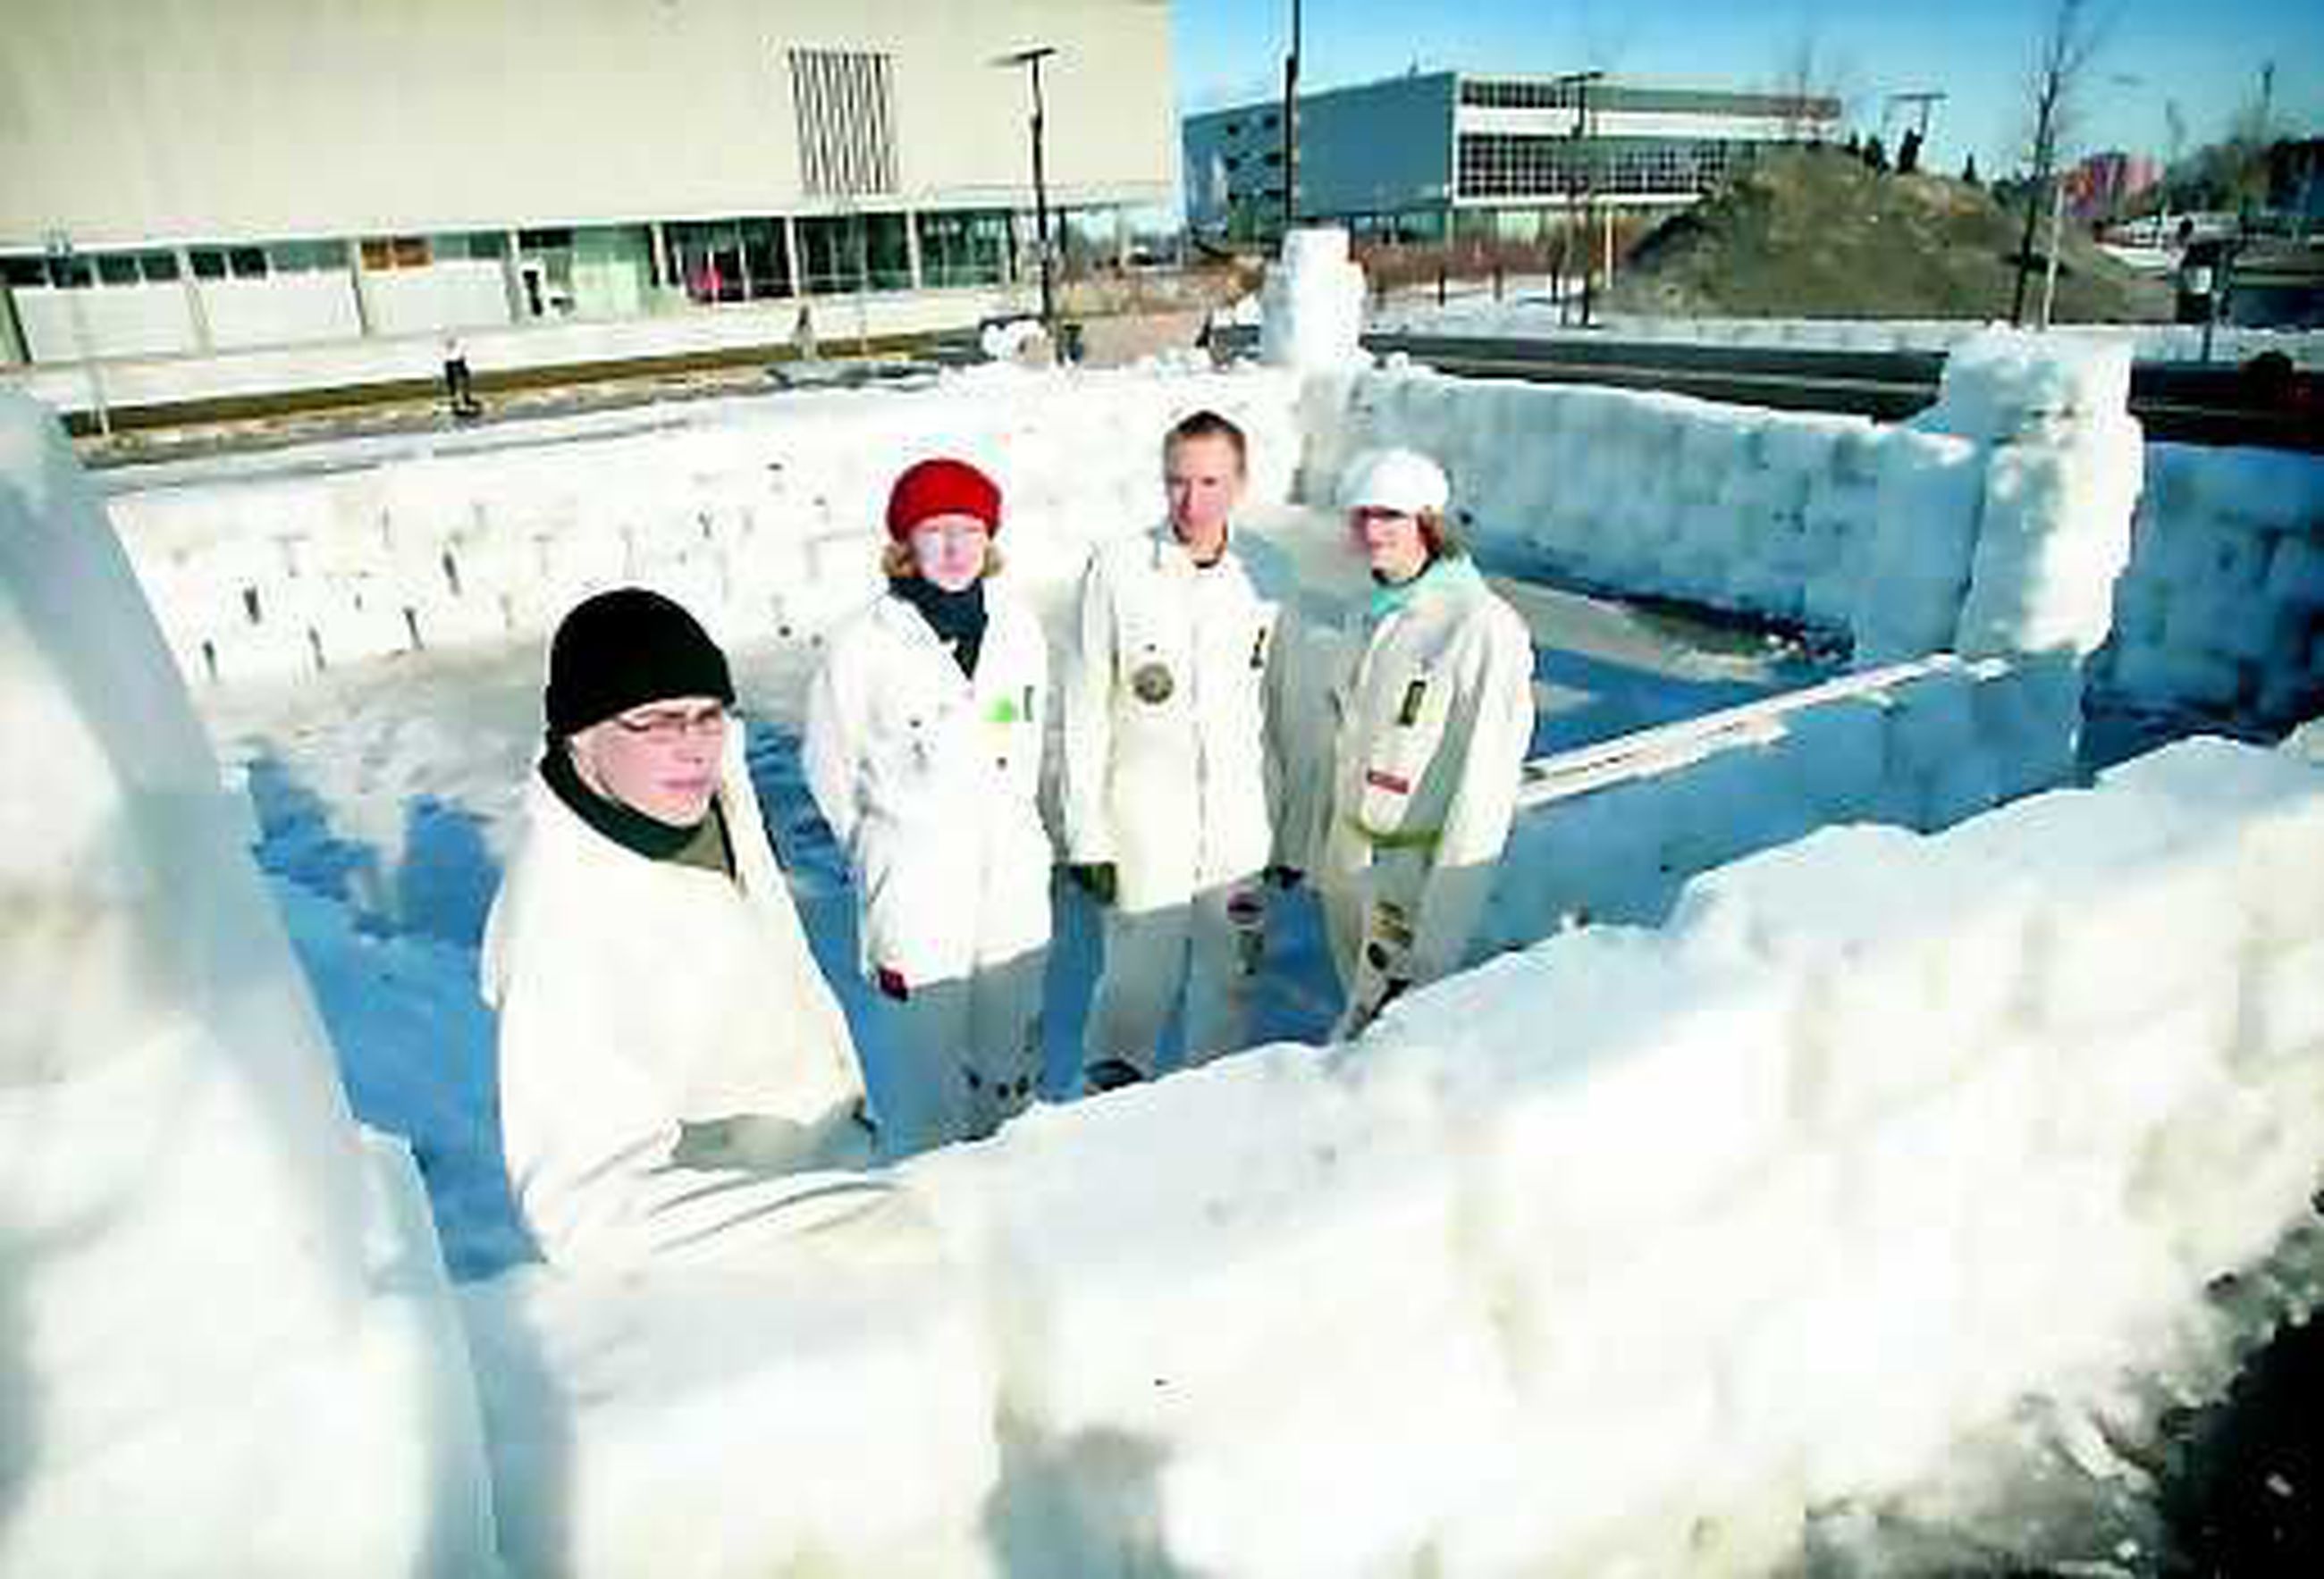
[541,743,728,867]
[889,575,988,678]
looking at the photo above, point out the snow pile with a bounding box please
[1259,227,1368,373]
[1488,651,2084,937]
[2097,442,2324,727]
[0,392,494,1576]
[979,317,1049,364]
[104,367,1303,688]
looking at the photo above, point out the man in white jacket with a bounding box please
[1320,449,1536,1037]
[483,588,891,1270]
[804,458,1052,1154]
[1062,410,1283,1088]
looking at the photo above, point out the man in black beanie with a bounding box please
[482,587,902,1270]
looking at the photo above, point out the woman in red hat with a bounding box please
[804,458,1054,1153]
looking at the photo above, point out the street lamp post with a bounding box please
[42,231,112,438]
[1282,0,1301,241]
[997,46,1060,346]
[1550,71,1604,328]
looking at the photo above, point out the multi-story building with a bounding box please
[0,0,1175,371]
[1183,71,1840,244]
[2063,151,2162,224]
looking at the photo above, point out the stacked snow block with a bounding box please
[105,366,1305,690]
[1301,365,1883,630]
[459,1251,1000,1579]
[1485,651,2084,942]
[1916,332,2143,660]
[819,735,2324,1579]
[2094,441,2324,730]
[1259,227,1368,373]
[0,393,496,1577]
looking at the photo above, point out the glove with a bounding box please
[1264,863,1305,890]
[1070,862,1119,906]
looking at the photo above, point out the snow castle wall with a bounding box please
[819,735,2321,1579]
[0,393,496,1578]
[1297,341,2324,733]
[98,367,1304,686]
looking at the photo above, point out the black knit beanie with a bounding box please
[544,588,735,736]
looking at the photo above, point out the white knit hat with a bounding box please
[1339,447,1450,516]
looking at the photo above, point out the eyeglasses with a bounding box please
[610,703,733,743]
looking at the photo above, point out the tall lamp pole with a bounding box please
[1550,71,1604,328]
[998,46,1060,341]
[42,231,112,438]
[1282,0,1301,241]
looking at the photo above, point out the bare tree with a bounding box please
[1772,21,1858,144]
[2009,0,2112,323]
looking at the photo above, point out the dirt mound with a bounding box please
[1610,147,2170,323]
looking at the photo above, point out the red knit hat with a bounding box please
[886,458,1002,541]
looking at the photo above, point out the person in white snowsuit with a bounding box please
[1318,449,1535,1037]
[804,458,1052,1153]
[1062,410,1284,1088]
[483,588,891,1271]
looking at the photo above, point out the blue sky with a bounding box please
[1167,0,2323,178]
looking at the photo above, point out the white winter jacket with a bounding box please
[1061,526,1281,911]
[1322,557,1536,986]
[481,731,866,1267]
[803,587,1052,984]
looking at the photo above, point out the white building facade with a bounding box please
[1184,71,1840,244]
[0,0,1176,369]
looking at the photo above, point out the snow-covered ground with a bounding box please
[10,267,2324,1577]
[1368,288,2324,368]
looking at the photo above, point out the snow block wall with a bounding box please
[796,735,2324,1579]
[1486,651,2084,940]
[2096,441,2324,729]
[1299,361,1892,634]
[0,393,496,1579]
[1259,229,1368,373]
[102,367,1304,689]
[1300,337,2323,735]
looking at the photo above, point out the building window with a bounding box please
[1454,132,1741,199]
[916,209,1011,288]
[266,239,349,273]
[787,47,899,197]
[137,250,180,282]
[97,254,141,286]
[189,248,228,280]
[1,257,49,288]
[227,247,268,279]
[666,218,790,304]
[796,212,910,295]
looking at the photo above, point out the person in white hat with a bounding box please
[1318,448,1535,1037]
[1060,410,1288,1089]
[804,458,1052,1154]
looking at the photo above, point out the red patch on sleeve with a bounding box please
[876,966,911,1001]
[1365,769,1411,796]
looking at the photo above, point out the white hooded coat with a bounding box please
[803,586,1052,1145]
[1319,557,1535,1029]
[482,728,875,1269]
